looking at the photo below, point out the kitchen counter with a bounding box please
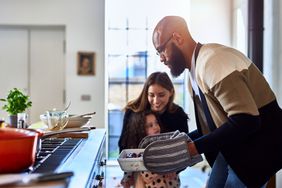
[0,128,107,188]
[57,128,106,188]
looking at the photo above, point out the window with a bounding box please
[106,0,190,160]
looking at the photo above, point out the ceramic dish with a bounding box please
[65,116,92,128]
[117,149,147,172]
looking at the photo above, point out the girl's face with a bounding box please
[147,84,172,113]
[145,114,161,136]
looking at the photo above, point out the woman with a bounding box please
[118,71,189,152]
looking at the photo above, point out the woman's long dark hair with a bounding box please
[124,71,177,113]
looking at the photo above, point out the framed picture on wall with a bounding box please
[77,51,95,76]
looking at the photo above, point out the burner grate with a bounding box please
[31,138,82,173]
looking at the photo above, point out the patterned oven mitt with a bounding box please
[142,131,203,173]
[138,130,180,149]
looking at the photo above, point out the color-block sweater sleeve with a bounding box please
[193,44,276,154]
[194,70,261,153]
[195,114,260,153]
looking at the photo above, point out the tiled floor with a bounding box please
[106,160,211,188]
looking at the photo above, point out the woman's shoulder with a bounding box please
[123,109,134,121]
[170,104,187,116]
[159,104,188,121]
[172,103,185,111]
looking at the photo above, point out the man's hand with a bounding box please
[143,131,203,173]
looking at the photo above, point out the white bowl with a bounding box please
[66,116,92,128]
[117,149,147,172]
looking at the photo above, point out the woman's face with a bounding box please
[147,84,172,113]
[145,114,161,136]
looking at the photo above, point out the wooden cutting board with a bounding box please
[50,131,89,138]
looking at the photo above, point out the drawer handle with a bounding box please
[95,174,104,181]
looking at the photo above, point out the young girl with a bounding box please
[121,110,180,188]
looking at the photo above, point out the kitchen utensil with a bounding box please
[64,101,71,111]
[42,127,93,138]
[0,128,39,173]
[0,171,74,187]
[69,112,96,119]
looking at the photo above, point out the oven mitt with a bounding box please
[138,130,180,149]
[143,132,203,173]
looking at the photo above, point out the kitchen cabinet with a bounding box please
[0,26,66,123]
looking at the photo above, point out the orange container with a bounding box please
[0,128,38,173]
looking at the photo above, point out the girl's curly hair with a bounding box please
[119,110,160,150]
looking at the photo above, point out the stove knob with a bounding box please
[100,159,107,166]
[95,174,104,181]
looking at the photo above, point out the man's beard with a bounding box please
[167,43,186,77]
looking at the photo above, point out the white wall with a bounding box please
[187,0,232,132]
[190,0,232,45]
[0,0,106,128]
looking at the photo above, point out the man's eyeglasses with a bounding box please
[156,35,173,56]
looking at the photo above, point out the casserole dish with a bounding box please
[0,128,39,173]
[0,127,94,173]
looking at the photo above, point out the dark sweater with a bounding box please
[158,106,189,134]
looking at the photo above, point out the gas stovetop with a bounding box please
[29,138,83,173]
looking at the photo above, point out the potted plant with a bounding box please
[0,88,32,127]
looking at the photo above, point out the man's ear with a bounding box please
[172,32,184,45]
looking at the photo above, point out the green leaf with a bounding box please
[0,88,32,115]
